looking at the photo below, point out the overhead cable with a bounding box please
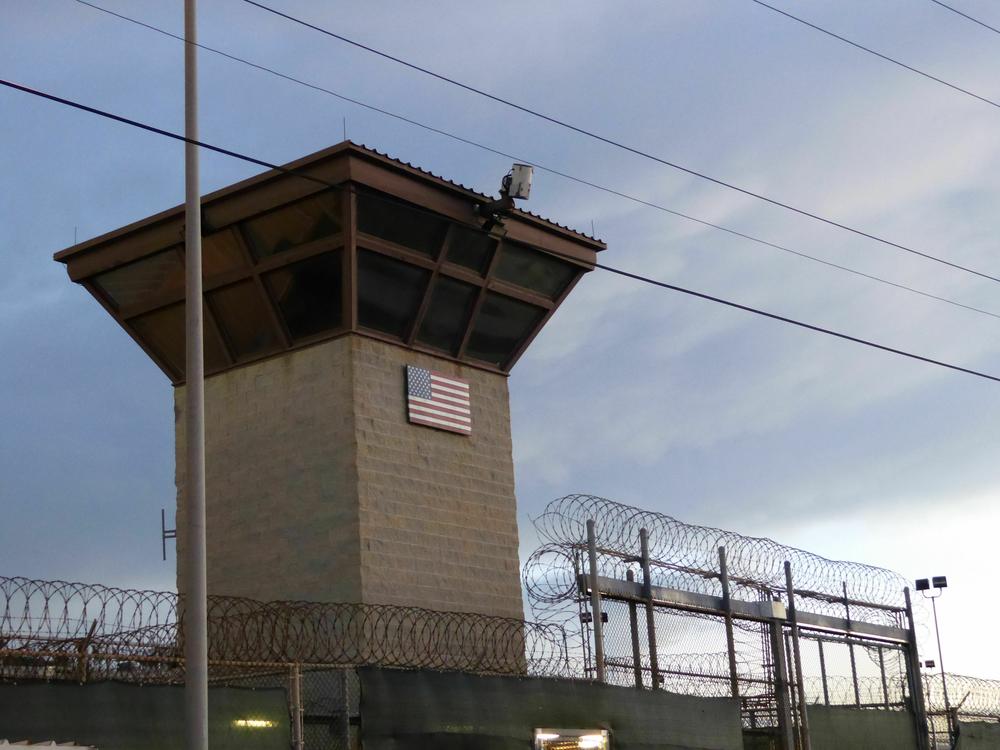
[748,0,1000,110]
[68,0,1000,322]
[2,75,997,384]
[233,0,1000,286]
[928,0,1000,37]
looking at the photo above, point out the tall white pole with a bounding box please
[183,0,208,747]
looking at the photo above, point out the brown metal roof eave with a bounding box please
[52,141,358,264]
[345,144,606,251]
[53,142,604,265]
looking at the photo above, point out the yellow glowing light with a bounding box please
[233,718,277,729]
[578,734,606,749]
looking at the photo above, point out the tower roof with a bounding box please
[54,142,605,383]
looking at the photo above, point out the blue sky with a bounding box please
[3,0,999,677]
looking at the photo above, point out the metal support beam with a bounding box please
[76,619,98,684]
[878,646,890,709]
[290,664,304,750]
[586,519,605,683]
[904,588,931,750]
[338,669,352,749]
[719,547,740,700]
[785,561,811,750]
[770,618,797,750]
[930,595,954,743]
[581,573,909,643]
[639,528,660,689]
[844,583,862,708]
[817,639,830,706]
[183,2,209,748]
[626,569,643,688]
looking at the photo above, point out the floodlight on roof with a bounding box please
[918,571,953,730]
[477,163,535,231]
[505,164,533,200]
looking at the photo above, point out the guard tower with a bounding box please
[54,143,604,620]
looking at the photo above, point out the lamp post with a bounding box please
[922,659,938,748]
[916,577,951,745]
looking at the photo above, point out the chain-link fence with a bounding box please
[0,574,572,749]
[5,495,1000,749]
[523,494,997,750]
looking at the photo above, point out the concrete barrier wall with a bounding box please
[807,705,918,750]
[0,682,289,750]
[359,667,744,750]
[956,720,1000,750]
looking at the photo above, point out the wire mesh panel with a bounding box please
[522,494,945,750]
[0,575,570,683]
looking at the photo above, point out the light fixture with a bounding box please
[476,163,535,231]
[917,573,953,741]
[506,164,533,200]
[233,718,277,729]
[535,728,607,750]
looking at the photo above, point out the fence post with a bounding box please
[639,528,660,689]
[878,646,891,709]
[844,582,862,707]
[626,569,643,688]
[289,663,304,750]
[770,616,797,750]
[904,587,931,750]
[76,619,98,684]
[785,561,812,750]
[817,640,830,705]
[718,546,740,700]
[338,669,352,750]
[586,519,605,683]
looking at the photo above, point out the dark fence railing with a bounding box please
[0,575,569,682]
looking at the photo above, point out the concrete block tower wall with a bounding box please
[175,336,362,604]
[352,336,522,619]
[56,144,604,648]
[175,334,523,620]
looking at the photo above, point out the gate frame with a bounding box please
[578,520,930,750]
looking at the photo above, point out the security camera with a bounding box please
[476,163,535,232]
[504,164,533,200]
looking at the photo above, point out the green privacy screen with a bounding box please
[359,667,744,750]
[807,705,918,750]
[0,681,289,750]
[955,720,1000,750]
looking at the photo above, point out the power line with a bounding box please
[68,0,1000,323]
[749,0,1000,110]
[595,262,1000,385]
[2,75,998,384]
[929,0,1000,37]
[235,0,1000,287]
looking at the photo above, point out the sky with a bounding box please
[2,0,999,679]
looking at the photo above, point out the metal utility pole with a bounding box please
[586,519,606,683]
[184,0,209,748]
[929,595,953,740]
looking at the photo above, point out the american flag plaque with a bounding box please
[406,365,472,435]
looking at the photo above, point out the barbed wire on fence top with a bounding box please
[924,673,1000,720]
[0,575,569,681]
[520,492,929,724]
[525,494,909,614]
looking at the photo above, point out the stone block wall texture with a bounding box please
[175,334,523,620]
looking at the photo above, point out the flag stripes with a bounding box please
[406,365,472,435]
